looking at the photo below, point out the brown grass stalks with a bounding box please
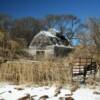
[0,58,72,85]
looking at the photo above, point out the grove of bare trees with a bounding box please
[0,13,100,60]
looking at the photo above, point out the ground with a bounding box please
[0,82,100,100]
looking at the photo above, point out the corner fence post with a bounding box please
[91,58,92,74]
[79,57,81,74]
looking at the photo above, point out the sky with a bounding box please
[0,0,100,20]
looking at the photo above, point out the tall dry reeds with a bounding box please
[0,58,72,85]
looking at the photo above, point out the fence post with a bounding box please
[79,57,81,73]
[69,63,73,83]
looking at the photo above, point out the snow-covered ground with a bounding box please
[0,83,100,100]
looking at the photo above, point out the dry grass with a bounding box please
[0,58,72,85]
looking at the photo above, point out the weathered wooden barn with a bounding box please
[28,29,73,57]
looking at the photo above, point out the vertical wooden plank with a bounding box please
[79,57,81,74]
[91,58,93,74]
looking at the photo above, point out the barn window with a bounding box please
[36,50,45,56]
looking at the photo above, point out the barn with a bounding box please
[28,29,73,57]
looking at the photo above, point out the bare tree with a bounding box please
[87,18,100,51]
[42,14,80,42]
[0,13,12,31]
[11,17,42,46]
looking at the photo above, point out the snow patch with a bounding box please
[35,31,57,38]
[0,84,100,100]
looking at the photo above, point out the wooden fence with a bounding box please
[71,57,98,83]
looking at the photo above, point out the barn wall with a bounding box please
[28,46,54,57]
[28,48,36,56]
[54,46,72,57]
[28,46,72,57]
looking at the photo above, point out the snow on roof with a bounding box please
[55,44,73,48]
[49,44,73,49]
[49,28,60,34]
[29,29,71,48]
[35,30,57,38]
